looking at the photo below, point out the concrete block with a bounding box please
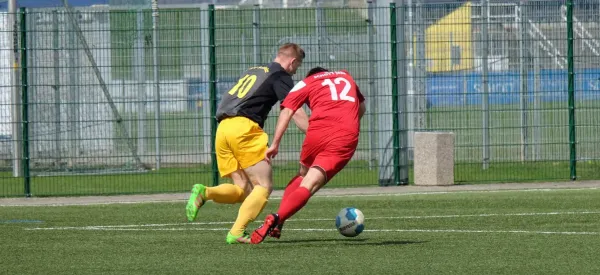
[414,132,455,186]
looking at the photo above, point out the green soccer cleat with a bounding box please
[186,184,206,222]
[226,231,252,244]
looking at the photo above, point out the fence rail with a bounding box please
[1,0,599,197]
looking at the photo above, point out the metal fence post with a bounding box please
[253,4,261,65]
[315,0,328,67]
[375,0,395,186]
[414,0,426,138]
[367,0,377,170]
[481,0,490,170]
[533,41,541,161]
[566,0,576,180]
[396,0,409,185]
[52,10,62,167]
[208,4,219,186]
[9,0,22,177]
[518,1,528,162]
[68,13,80,169]
[19,8,30,197]
[390,2,400,186]
[135,9,146,157]
[201,4,212,165]
[152,0,161,170]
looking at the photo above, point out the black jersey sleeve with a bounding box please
[272,73,294,102]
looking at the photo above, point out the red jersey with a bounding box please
[281,70,365,133]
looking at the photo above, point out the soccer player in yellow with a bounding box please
[186,43,309,244]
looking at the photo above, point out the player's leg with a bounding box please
[185,119,249,222]
[281,164,309,206]
[269,163,308,239]
[276,165,327,220]
[262,134,319,241]
[222,169,256,244]
[194,171,251,206]
[226,117,273,243]
[251,137,358,244]
[227,160,272,240]
[278,135,318,208]
[251,166,326,244]
[272,156,353,227]
[277,138,313,205]
[209,169,251,202]
[185,172,249,222]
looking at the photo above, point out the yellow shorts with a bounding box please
[215,116,268,177]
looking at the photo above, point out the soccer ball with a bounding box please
[335,207,365,237]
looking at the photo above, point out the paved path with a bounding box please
[1,180,599,206]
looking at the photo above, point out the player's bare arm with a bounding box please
[291,107,309,133]
[265,107,296,161]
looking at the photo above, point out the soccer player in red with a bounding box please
[251,67,366,244]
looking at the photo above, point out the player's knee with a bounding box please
[244,160,274,194]
[298,164,309,177]
[299,180,321,194]
[239,183,252,201]
[230,170,252,191]
[299,167,327,194]
[247,173,274,194]
[253,179,274,194]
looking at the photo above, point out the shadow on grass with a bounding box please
[352,240,428,246]
[268,238,427,246]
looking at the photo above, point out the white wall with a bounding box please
[110,80,188,113]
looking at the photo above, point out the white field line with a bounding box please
[24,226,600,235]
[24,211,600,231]
[311,187,600,198]
[3,187,599,207]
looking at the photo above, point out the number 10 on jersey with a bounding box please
[228,74,257,98]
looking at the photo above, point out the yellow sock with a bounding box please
[230,185,269,236]
[205,184,245,204]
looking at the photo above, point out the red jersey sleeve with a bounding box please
[281,80,310,111]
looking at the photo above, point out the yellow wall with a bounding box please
[425,2,472,73]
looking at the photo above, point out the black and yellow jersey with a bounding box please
[216,62,293,128]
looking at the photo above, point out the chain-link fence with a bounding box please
[1,0,599,197]
[415,0,600,183]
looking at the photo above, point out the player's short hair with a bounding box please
[306,67,328,77]
[277,43,305,60]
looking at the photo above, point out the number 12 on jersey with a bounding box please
[228,74,257,98]
[322,77,355,102]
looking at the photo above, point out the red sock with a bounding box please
[277,187,312,222]
[281,175,303,204]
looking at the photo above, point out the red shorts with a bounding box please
[299,129,359,181]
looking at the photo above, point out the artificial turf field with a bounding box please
[2,185,600,274]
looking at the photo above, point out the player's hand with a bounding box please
[265,145,279,163]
